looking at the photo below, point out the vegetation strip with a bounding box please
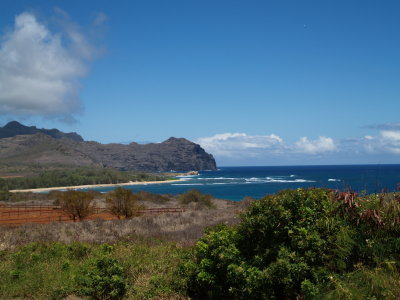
[9,178,182,193]
[0,167,176,191]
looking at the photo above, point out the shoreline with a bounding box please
[10,178,183,193]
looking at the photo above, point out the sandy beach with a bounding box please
[10,178,183,193]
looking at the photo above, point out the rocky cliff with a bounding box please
[0,122,217,172]
[75,137,216,171]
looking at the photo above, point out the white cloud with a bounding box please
[196,133,284,157]
[197,132,337,159]
[378,130,400,154]
[381,130,400,141]
[195,122,400,165]
[338,130,400,155]
[196,129,400,165]
[294,136,336,154]
[0,11,99,121]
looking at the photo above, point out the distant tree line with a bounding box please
[0,167,171,191]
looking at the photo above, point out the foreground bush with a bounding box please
[78,245,127,300]
[185,188,400,299]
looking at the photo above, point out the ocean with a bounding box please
[86,165,400,201]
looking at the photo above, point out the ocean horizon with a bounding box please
[79,164,400,201]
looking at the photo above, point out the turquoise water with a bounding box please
[81,165,400,201]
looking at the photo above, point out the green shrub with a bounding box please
[67,242,91,259]
[185,188,399,299]
[78,251,128,300]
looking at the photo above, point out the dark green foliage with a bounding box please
[0,167,169,191]
[0,190,54,202]
[0,190,12,201]
[184,224,241,299]
[185,188,400,299]
[78,249,127,300]
[106,188,142,219]
[179,189,215,208]
[67,242,91,259]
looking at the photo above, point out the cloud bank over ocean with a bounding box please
[196,127,400,165]
[0,11,103,122]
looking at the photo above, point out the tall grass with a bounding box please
[0,240,190,299]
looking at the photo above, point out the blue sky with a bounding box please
[1,1,400,166]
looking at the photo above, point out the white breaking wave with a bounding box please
[266,179,315,183]
[328,178,341,182]
[244,177,315,183]
[246,177,261,182]
[178,178,192,181]
[198,177,237,180]
[175,174,315,186]
[172,183,204,186]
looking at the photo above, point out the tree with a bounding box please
[185,188,355,299]
[106,188,142,219]
[56,190,94,221]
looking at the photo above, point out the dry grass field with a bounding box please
[0,196,243,249]
[0,204,186,226]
